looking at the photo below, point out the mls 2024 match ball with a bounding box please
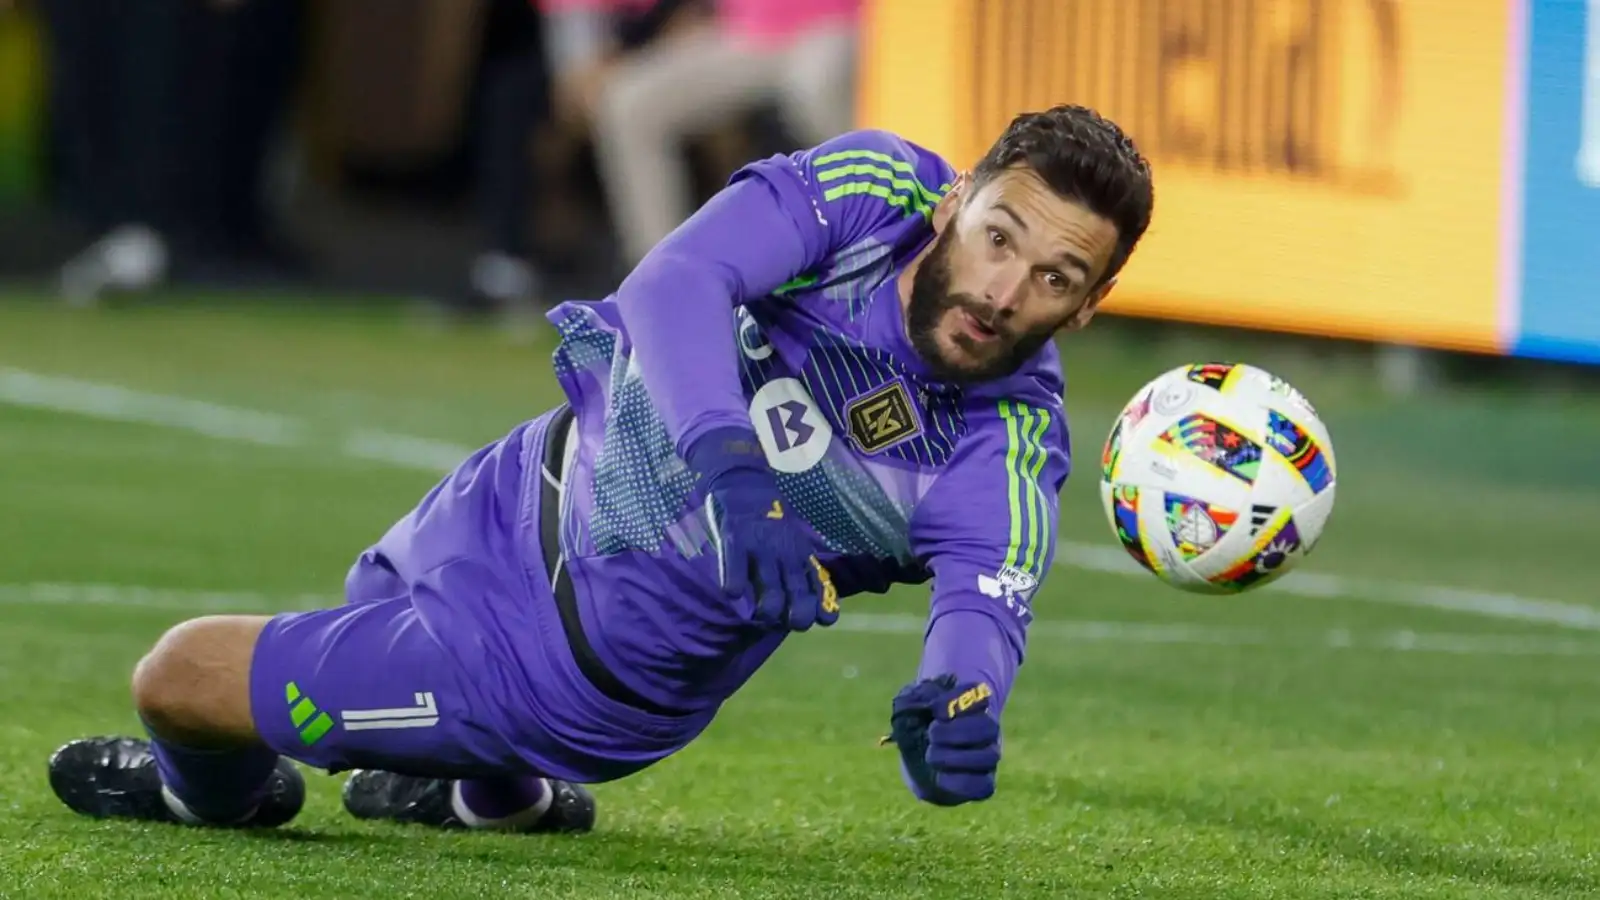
[1099,363,1337,594]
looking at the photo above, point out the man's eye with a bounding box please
[1044,272,1066,291]
[988,228,1007,247]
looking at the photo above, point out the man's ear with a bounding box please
[1064,277,1116,331]
[931,173,969,233]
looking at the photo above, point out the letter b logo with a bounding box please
[749,378,832,473]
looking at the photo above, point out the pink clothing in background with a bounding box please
[717,0,861,46]
[533,0,656,13]
[532,0,860,46]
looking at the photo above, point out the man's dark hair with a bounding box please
[972,105,1154,286]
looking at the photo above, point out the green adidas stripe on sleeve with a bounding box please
[1000,400,1054,576]
[812,148,950,218]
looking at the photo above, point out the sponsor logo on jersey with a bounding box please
[749,378,834,473]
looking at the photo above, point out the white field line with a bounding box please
[4,582,1599,658]
[3,368,1597,632]
[0,368,302,446]
[342,428,482,472]
[0,582,333,613]
[1048,541,1600,631]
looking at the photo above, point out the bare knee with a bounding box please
[132,615,269,746]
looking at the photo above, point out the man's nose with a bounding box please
[985,263,1027,312]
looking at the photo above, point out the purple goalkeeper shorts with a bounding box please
[247,406,716,783]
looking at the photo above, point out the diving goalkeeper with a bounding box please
[48,104,1154,832]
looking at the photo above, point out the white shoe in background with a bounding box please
[470,251,546,342]
[59,224,170,307]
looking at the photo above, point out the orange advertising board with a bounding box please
[858,0,1516,353]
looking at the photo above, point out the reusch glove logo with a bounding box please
[945,682,992,719]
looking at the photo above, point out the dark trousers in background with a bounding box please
[469,0,700,280]
[38,0,303,261]
[474,0,550,262]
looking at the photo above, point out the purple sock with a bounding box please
[145,724,279,824]
[455,775,549,821]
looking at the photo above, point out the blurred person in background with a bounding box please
[524,0,710,288]
[463,0,555,319]
[590,0,861,267]
[539,0,708,124]
[469,0,704,316]
[36,0,305,304]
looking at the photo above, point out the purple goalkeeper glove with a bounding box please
[887,674,1002,806]
[684,426,839,632]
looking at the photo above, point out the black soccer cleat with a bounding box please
[341,769,596,833]
[47,736,304,827]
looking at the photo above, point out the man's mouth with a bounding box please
[957,308,1000,342]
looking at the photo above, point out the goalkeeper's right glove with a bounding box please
[683,426,839,632]
[886,674,1002,806]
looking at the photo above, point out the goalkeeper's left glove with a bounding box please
[885,674,1001,806]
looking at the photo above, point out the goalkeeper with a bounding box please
[47,104,1154,832]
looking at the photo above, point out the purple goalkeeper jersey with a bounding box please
[543,129,1072,735]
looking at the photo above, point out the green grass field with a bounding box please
[1,295,1598,899]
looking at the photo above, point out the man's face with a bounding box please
[905,167,1122,383]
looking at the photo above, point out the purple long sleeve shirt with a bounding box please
[543,129,1072,795]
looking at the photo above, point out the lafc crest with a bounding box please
[846,381,921,453]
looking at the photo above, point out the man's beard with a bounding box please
[904,230,1057,384]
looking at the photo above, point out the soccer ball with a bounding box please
[1098,363,1336,594]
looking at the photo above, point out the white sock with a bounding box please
[448,778,553,831]
[161,785,259,826]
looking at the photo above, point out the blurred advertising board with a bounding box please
[1515,0,1600,362]
[857,0,1600,363]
